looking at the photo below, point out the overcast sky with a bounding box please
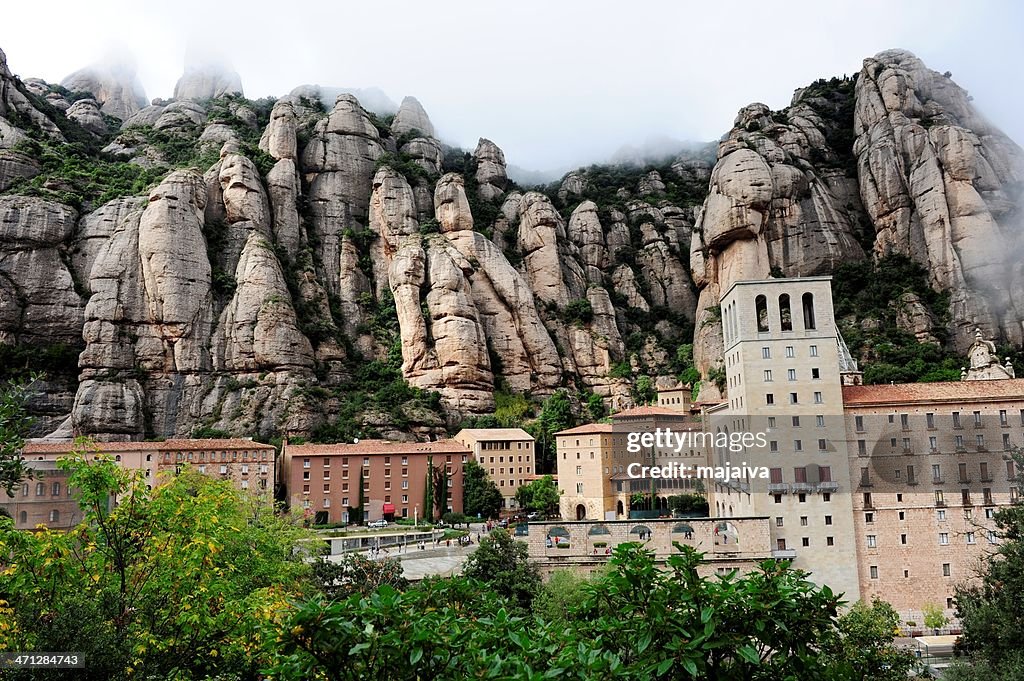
[2,0,1023,172]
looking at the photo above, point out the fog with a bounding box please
[2,0,1023,174]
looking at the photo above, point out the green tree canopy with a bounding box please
[946,447,1024,680]
[462,528,541,612]
[515,475,561,515]
[0,440,312,680]
[462,459,503,519]
[0,375,38,497]
[823,598,917,681]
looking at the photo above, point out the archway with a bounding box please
[616,500,624,517]
[575,504,587,520]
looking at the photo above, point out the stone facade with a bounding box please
[23,439,275,504]
[0,462,81,530]
[711,276,861,601]
[843,379,1024,621]
[523,517,771,577]
[452,428,535,509]
[555,407,706,522]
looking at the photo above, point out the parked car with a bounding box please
[526,512,540,520]
[368,519,389,528]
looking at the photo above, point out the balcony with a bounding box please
[858,479,873,488]
[903,448,915,456]
[958,477,972,484]
[983,496,996,507]
[935,500,947,507]
[962,496,973,507]
[980,475,993,483]
[907,478,919,486]
[818,481,839,493]
[772,549,797,560]
[932,477,945,485]
[767,483,790,494]
[792,482,814,493]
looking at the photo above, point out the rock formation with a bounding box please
[173,62,243,101]
[853,49,1024,351]
[2,42,1023,441]
[61,62,147,121]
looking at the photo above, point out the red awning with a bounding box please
[382,503,396,514]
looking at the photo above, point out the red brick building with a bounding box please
[284,440,467,525]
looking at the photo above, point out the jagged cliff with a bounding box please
[1,45,1022,439]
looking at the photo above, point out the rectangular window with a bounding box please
[766,393,775,405]
[866,535,877,548]
[858,440,867,455]
[764,370,773,382]
[855,415,865,432]
[800,516,808,526]
[1000,409,1008,426]
[956,434,965,450]
[966,532,976,545]
[790,392,799,404]
[809,345,818,357]
[776,516,784,527]
[869,565,878,579]
[762,347,771,359]
[811,368,820,379]
[953,411,962,428]
[816,415,825,427]
[824,515,832,525]
[787,369,797,381]
[818,439,827,451]
[939,533,949,545]
[901,414,909,429]
[785,346,795,358]
[576,482,584,494]
[792,416,801,427]
[926,412,935,429]
[813,391,823,404]
[1004,433,1011,450]
[929,436,938,451]
[793,439,802,452]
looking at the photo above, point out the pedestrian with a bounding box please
[446,539,451,547]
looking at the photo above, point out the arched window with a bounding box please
[779,294,792,331]
[588,525,611,536]
[672,523,695,535]
[546,527,571,548]
[755,295,769,332]
[630,525,653,540]
[49,510,59,523]
[35,482,44,496]
[802,292,816,330]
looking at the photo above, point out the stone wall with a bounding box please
[523,516,771,576]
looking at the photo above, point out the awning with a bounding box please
[382,503,396,514]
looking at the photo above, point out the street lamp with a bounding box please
[414,504,418,528]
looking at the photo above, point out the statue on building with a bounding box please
[962,329,1015,381]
